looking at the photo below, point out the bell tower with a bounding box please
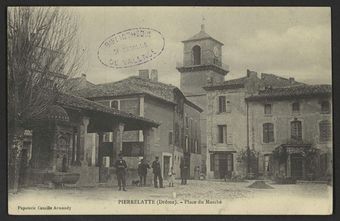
[177,23,229,96]
[176,22,229,171]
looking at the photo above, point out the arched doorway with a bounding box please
[192,45,201,65]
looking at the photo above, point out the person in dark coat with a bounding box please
[151,156,163,188]
[180,158,188,185]
[138,158,150,186]
[114,153,127,191]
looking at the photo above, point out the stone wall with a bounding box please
[248,96,333,176]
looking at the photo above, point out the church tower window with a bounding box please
[192,45,201,65]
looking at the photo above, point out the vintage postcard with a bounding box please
[7,6,332,215]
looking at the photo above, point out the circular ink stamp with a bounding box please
[97,28,165,69]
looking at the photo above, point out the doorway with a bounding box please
[214,153,233,179]
[291,154,303,179]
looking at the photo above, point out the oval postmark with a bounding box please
[97,28,165,69]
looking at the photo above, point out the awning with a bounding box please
[274,143,312,155]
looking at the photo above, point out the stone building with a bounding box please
[246,84,332,180]
[204,69,332,180]
[21,92,159,187]
[74,70,203,179]
[176,24,230,173]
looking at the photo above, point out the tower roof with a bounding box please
[182,25,224,45]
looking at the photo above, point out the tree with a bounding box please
[7,7,83,191]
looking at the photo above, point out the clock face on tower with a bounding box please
[213,46,219,57]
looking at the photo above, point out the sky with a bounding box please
[73,7,331,87]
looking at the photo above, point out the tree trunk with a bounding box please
[8,125,25,192]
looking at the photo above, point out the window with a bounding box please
[192,45,201,65]
[264,104,272,115]
[194,140,198,153]
[263,123,274,143]
[291,119,302,141]
[321,101,330,114]
[218,125,227,143]
[110,100,120,110]
[219,96,226,113]
[226,100,231,112]
[210,154,215,171]
[292,102,300,113]
[169,131,173,145]
[185,115,189,128]
[319,120,331,142]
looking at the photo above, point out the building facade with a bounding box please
[246,85,332,180]
[75,70,203,179]
[204,69,332,180]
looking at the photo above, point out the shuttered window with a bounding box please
[264,104,272,115]
[319,120,331,142]
[291,120,302,141]
[218,125,227,143]
[219,96,226,113]
[292,102,300,113]
[263,123,274,143]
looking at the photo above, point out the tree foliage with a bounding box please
[7,7,83,126]
[7,7,83,190]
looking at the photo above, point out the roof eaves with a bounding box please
[184,99,203,113]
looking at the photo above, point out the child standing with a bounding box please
[168,166,175,187]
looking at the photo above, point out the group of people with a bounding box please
[114,154,189,191]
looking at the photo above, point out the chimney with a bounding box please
[246,69,257,78]
[289,77,295,84]
[81,73,86,79]
[138,69,149,79]
[150,69,158,81]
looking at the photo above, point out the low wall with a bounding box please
[69,166,99,187]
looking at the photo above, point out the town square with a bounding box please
[7,7,332,215]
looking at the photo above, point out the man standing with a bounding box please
[138,158,150,186]
[180,157,188,185]
[114,153,127,191]
[151,156,163,188]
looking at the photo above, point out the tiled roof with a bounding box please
[204,72,304,90]
[65,76,95,92]
[182,30,223,45]
[75,76,177,102]
[246,84,332,101]
[56,93,159,126]
[260,73,304,87]
[218,76,248,86]
[72,84,107,98]
[74,76,203,112]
